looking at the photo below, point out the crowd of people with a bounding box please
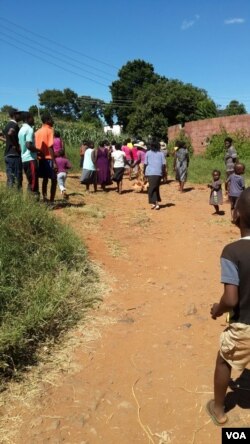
[0,109,247,216]
[1,107,250,428]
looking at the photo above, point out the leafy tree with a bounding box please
[1,105,14,113]
[109,59,160,129]
[77,96,105,127]
[126,78,213,139]
[39,88,80,120]
[224,100,247,116]
[195,99,217,119]
[28,105,39,117]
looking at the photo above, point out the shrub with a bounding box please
[167,130,193,156]
[0,188,100,377]
[205,129,250,159]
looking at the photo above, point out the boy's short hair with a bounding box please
[224,137,233,144]
[234,162,245,174]
[237,187,250,228]
[54,130,60,138]
[212,169,221,176]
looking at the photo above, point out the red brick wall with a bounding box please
[168,114,250,155]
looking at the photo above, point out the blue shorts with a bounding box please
[38,159,56,180]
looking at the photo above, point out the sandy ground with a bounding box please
[1,173,250,444]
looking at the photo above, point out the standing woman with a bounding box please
[174,140,189,192]
[96,140,111,191]
[144,140,166,210]
[80,141,97,192]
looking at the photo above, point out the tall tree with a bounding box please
[109,59,160,129]
[1,105,14,113]
[224,100,247,116]
[39,88,80,120]
[77,96,105,126]
[126,78,213,139]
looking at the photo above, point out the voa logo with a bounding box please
[226,431,246,439]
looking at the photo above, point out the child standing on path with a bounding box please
[208,169,223,215]
[227,163,245,219]
[207,187,250,426]
[55,149,71,198]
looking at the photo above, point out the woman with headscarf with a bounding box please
[144,140,166,210]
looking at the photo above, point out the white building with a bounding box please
[103,124,123,136]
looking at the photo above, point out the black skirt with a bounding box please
[112,167,125,183]
[148,175,161,203]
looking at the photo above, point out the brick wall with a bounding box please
[168,114,250,155]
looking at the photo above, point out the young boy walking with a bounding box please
[207,187,250,426]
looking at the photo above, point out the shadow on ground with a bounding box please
[225,369,250,413]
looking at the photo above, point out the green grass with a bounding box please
[0,187,100,378]
[168,155,250,185]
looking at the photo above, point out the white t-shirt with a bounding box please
[111,150,126,168]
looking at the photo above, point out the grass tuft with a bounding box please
[0,187,100,378]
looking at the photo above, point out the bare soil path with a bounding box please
[1,174,249,444]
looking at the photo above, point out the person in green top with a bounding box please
[18,112,41,197]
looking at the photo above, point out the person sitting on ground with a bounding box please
[208,187,250,426]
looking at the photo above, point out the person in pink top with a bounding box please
[55,149,71,198]
[122,138,133,180]
[53,131,64,158]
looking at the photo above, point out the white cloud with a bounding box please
[224,18,245,25]
[181,15,200,31]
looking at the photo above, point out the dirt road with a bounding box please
[1,175,249,444]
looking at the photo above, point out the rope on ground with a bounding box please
[132,377,156,444]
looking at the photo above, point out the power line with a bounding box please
[0,30,114,84]
[0,23,116,80]
[0,36,109,88]
[0,16,119,71]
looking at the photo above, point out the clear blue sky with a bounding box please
[1,0,250,112]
